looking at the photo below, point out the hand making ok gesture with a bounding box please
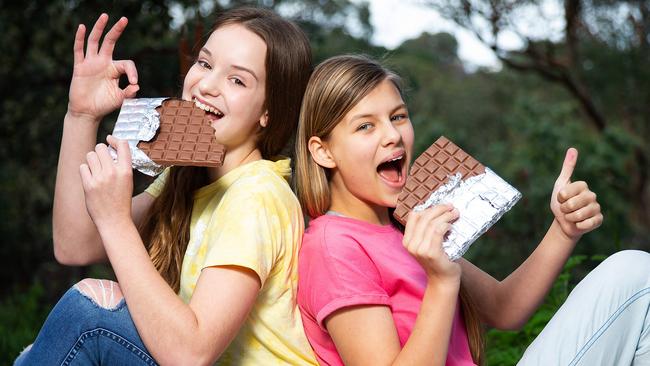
[68,14,139,121]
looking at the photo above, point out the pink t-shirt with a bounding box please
[297,214,475,366]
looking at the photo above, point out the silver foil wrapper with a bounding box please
[413,167,521,261]
[110,98,169,176]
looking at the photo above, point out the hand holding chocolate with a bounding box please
[111,98,226,176]
[394,136,521,260]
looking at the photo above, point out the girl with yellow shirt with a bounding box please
[16,7,317,366]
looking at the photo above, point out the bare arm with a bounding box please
[459,220,576,329]
[104,222,260,365]
[78,138,261,364]
[460,148,603,330]
[53,14,141,265]
[53,117,154,264]
[327,280,459,366]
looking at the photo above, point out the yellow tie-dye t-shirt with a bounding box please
[146,159,317,366]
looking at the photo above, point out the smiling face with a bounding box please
[182,24,268,160]
[318,79,414,222]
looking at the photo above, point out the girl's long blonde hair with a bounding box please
[294,55,484,364]
[139,7,312,293]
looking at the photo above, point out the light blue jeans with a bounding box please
[13,285,157,365]
[519,250,650,365]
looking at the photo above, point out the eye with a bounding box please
[356,122,372,131]
[230,77,246,87]
[196,59,211,70]
[391,114,408,122]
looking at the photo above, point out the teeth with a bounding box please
[388,156,403,162]
[194,99,224,117]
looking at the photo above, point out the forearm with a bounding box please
[393,279,459,366]
[98,219,220,365]
[53,112,107,265]
[495,219,578,328]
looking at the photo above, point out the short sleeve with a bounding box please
[200,186,288,286]
[299,224,390,330]
[144,168,169,198]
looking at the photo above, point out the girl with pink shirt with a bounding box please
[294,54,650,365]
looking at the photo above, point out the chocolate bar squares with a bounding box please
[394,136,521,260]
[111,98,226,176]
[138,99,226,167]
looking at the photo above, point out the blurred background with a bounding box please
[1,0,648,364]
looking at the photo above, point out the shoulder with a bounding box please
[300,216,372,264]
[225,159,299,210]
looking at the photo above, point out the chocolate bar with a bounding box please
[138,99,226,168]
[394,136,521,260]
[111,98,226,176]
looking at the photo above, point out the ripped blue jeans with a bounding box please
[13,284,157,365]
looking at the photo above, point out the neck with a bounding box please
[207,144,262,182]
[329,180,391,226]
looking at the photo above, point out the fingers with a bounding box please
[575,214,603,231]
[83,140,131,182]
[403,204,452,243]
[555,147,578,187]
[99,16,128,57]
[107,135,132,170]
[558,181,589,204]
[421,221,452,252]
[73,24,86,66]
[403,205,458,252]
[123,84,140,99]
[563,201,601,223]
[86,13,109,56]
[86,150,102,175]
[79,164,93,191]
[113,60,139,87]
[95,143,114,169]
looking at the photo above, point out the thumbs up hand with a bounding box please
[550,148,603,241]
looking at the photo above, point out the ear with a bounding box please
[259,110,269,128]
[308,136,337,169]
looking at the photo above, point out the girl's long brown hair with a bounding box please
[295,55,484,364]
[139,7,312,293]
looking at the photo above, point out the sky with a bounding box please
[365,0,565,71]
[172,0,565,71]
[366,0,501,69]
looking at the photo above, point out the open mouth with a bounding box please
[194,98,224,121]
[377,154,405,184]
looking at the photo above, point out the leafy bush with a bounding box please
[0,283,53,365]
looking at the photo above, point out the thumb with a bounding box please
[555,147,578,187]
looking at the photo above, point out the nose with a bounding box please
[198,70,221,97]
[381,119,402,147]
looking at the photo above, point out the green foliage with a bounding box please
[0,283,52,365]
[485,255,603,365]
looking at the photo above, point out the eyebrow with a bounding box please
[348,103,407,123]
[199,48,259,81]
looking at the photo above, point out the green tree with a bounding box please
[423,0,650,240]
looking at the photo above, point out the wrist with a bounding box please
[65,109,103,125]
[551,218,581,245]
[426,274,461,293]
[95,214,135,238]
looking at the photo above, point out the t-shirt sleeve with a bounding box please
[300,224,390,330]
[144,168,169,198]
[200,186,287,286]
